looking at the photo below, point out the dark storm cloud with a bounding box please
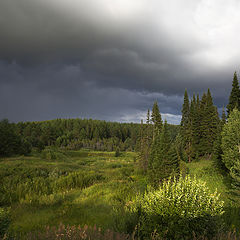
[0,61,182,123]
[0,0,239,123]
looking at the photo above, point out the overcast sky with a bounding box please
[0,0,240,124]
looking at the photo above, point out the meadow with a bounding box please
[1,149,240,239]
[0,149,147,238]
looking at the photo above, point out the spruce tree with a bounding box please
[227,72,240,116]
[151,101,162,140]
[180,89,190,128]
[221,106,226,125]
[180,89,191,161]
[180,89,219,161]
[148,121,178,185]
[146,109,152,148]
[146,109,150,125]
[146,109,152,144]
[198,90,219,156]
[206,89,219,153]
[188,94,200,160]
[0,119,22,156]
[138,111,152,173]
[212,107,227,172]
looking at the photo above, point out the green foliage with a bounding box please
[41,148,57,160]
[180,89,219,161]
[115,147,121,157]
[138,114,152,173]
[179,160,189,176]
[40,147,67,161]
[227,72,240,116]
[180,89,190,153]
[212,109,228,172]
[212,132,225,171]
[221,108,240,187]
[53,172,104,192]
[0,119,31,157]
[198,89,219,156]
[0,160,103,206]
[0,207,11,237]
[16,118,141,152]
[151,101,162,139]
[222,106,227,125]
[180,89,190,128]
[0,151,141,236]
[148,121,179,184]
[128,175,224,239]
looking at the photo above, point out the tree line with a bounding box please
[0,115,179,157]
[0,119,140,156]
[138,71,240,187]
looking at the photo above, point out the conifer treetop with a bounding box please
[227,71,240,115]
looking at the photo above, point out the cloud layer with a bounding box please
[0,0,239,123]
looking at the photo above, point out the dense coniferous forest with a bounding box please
[0,117,179,156]
[2,72,240,239]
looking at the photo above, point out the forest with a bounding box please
[1,72,240,239]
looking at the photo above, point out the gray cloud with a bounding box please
[0,0,239,123]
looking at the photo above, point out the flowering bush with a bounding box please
[128,175,224,239]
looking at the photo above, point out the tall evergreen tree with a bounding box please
[180,89,190,128]
[146,109,152,144]
[180,89,219,161]
[221,106,226,125]
[188,94,200,160]
[148,121,179,184]
[206,89,219,152]
[212,106,227,172]
[146,109,151,125]
[0,119,26,156]
[151,101,162,140]
[198,90,219,156]
[138,111,152,173]
[180,89,191,161]
[227,72,240,116]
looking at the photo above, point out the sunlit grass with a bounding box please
[187,158,240,230]
[188,159,231,202]
[1,150,140,237]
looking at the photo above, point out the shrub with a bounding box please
[115,147,121,157]
[128,175,224,239]
[41,147,66,161]
[41,148,57,160]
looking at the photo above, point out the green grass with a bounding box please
[187,158,240,230]
[0,149,143,237]
[188,159,229,201]
[3,151,240,237]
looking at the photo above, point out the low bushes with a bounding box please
[127,175,225,239]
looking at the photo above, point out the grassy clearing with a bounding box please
[0,149,147,238]
[187,158,240,230]
[2,151,240,237]
[188,160,230,201]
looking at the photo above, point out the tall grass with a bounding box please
[187,158,240,231]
